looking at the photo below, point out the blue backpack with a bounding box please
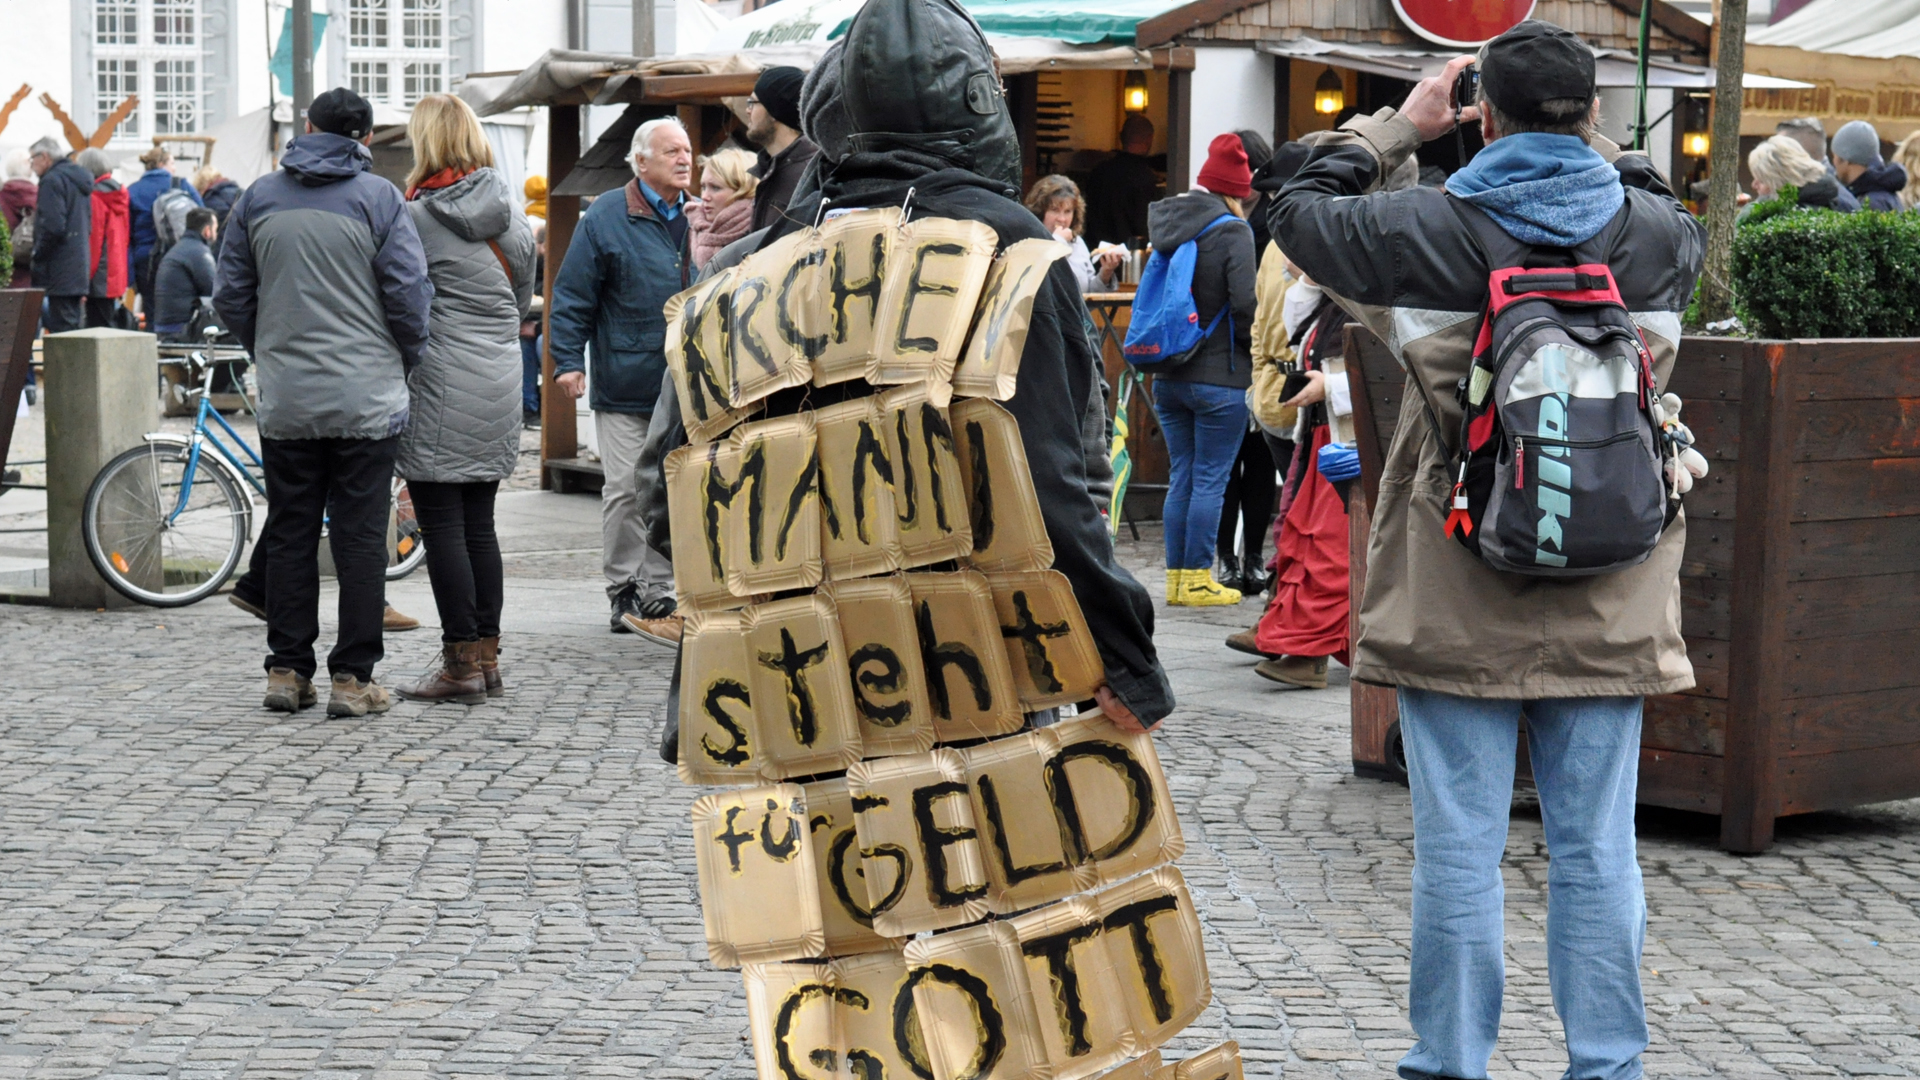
[1122,213,1241,367]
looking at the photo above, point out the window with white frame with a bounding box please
[91,0,203,140]
[347,0,448,106]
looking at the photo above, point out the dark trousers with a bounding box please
[41,295,84,335]
[84,296,119,328]
[260,435,399,681]
[410,479,504,642]
[1216,424,1281,565]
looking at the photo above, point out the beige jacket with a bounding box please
[1270,108,1706,698]
[1246,241,1299,436]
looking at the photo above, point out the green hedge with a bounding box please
[1731,198,1920,338]
[0,216,11,287]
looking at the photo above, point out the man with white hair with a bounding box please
[549,115,693,642]
[27,136,95,334]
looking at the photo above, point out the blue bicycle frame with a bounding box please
[169,392,266,523]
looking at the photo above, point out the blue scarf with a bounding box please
[1445,133,1624,247]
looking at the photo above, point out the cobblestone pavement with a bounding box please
[1,495,1917,1079]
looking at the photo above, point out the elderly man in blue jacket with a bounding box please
[549,115,692,644]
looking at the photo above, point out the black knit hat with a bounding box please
[1480,20,1596,126]
[753,66,806,130]
[308,87,374,140]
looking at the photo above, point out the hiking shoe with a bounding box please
[231,593,267,620]
[327,673,395,716]
[263,667,316,712]
[1175,570,1242,607]
[383,604,421,632]
[477,636,504,697]
[610,584,643,633]
[1225,627,1278,658]
[1254,655,1329,690]
[398,641,489,705]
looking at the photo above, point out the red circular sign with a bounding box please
[1391,0,1539,48]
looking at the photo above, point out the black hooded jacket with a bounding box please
[1146,191,1256,390]
[1848,161,1908,212]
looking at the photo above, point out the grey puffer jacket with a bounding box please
[396,168,535,483]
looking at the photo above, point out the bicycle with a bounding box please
[82,347,426,608]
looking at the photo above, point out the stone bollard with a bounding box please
[45,329,158,608]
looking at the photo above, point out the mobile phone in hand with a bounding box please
[1280,370,1312,403]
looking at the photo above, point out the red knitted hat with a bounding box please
[1195,133,1252,199]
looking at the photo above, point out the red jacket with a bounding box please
[88,175,130,299]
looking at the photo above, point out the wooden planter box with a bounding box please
[1345,328,1920,853]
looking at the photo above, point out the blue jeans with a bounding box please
[1398,689,1648,1080]
[521,332,543,415]
[1153,379,1247,570]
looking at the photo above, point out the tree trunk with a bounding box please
[1697,0,1750,324]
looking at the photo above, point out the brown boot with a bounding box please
[1254,655,1330,690]
[383,604,421,632]
[477,636,503,698]
[1225,627,1278,659]
[397,641,488,705]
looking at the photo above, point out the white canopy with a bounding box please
[1749,0,1920,58]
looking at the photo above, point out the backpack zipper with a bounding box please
[1515,437,1524,489]
[1523,431,1640,451]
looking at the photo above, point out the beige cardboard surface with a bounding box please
[1099,868,1211,1054]
[953,237,1071,401]
[676,610,760,786]
[1170,1042,1243,1080]
[742,959,833,1080]
[906,572,1024,742]
[729,228,820,408]
[1048,713,1186,886]
[987,570,1104,711]
[960,730,1093,913]
[824,576,937,760]
[950,397,1054,574]
[692,784,824,968]
[724,414,825,598]
[813,208,902,387]
[883,385,974,568]
[666,268,759,445]
[664,442,747,613]
[745,593,862,780]
[1099,1051,1164,1080]
[847,750,991,938]
[814,395,905,580]
[743,950,922,1080]
[902,920,1055,1080]
[802,777,907,958]
[869,217,998,391]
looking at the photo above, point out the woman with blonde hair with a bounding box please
[1746,134,1858,213]
[1893,132,1920,210]
[394,93,537,705]
[688,146,758,267]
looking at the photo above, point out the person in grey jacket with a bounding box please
[214,87,433,718]
[152,208,217,337]
[27,137,93,334]
[391,94,536,705]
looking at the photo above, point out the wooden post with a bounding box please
[1272,56,1291,146]
[1697,0,1749,322]
[1006,73,1039,195]
[1721,342,1792,852]
[1166,68,1191,195]
[540,103,582,489]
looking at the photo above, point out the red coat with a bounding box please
[88,176,130,299]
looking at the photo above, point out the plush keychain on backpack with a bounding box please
[1653,392,1710,496]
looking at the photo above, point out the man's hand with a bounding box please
[1095,685,1155,733]
[554,370,586,400]
[1283,368,1327,408]
[1401,55,1482,143]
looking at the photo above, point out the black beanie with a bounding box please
[308,87,374,140]
[754,66,806,130]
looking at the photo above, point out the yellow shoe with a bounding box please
[1165,568,1186,603]
[1178,570,1243,607]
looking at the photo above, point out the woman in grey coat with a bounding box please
[395,94,537,704]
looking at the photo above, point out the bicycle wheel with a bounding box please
[386,478,427,580]
[83,441,249,607]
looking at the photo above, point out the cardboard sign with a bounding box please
[745,592,863,780]
[693,784,824,968]
[744,950,921,1080]
[884,385,974,568]
[676,609,760,786]
[815,395,905,580]
[802,776,907,957]
[847,750,991,938]
[1011,868,1210,1077]
[950,396,1054,573]
[953,237,1071,401]
[824,575,937,759]
[870,216,998,390]
[730,228,822,408]
[902,920,1055,1080]
[812,208,902,387]
[987,569,1104,710]
[726,413,825,597]
[1163,1042,1243,1080]
[1101,1051,1164,1079]
[663,441,747,613]
[667,266,759,445]
[907,572,1025,742]
[959,728,1090,912]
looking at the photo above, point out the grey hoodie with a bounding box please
[396,167,536,483]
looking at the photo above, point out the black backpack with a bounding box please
[1421,200,1678,577]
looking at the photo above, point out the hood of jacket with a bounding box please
[837,0,1022,193]
[415,167,512,242]
[1148,189,1236,250]
[1444,133,1625,246]
[2,178,36,210]
[281,133,373,187]
[1849,160,1908,198]
[1798,174,1861,212]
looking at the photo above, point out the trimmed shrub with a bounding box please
[0,215,10,286]
[1731,203,1920,339]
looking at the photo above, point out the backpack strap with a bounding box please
[484,239,514,285]
[1192,212,1246,342]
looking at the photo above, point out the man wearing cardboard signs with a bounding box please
[661,2,1244,1077]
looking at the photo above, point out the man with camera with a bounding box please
[1271,21,1703,1080]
